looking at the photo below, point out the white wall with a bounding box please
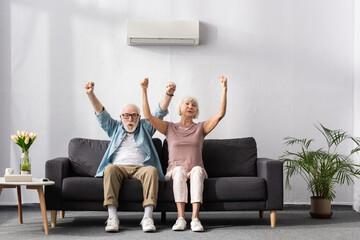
[0,0,357,205]
[353,0,360,212]
[0,0,11,204]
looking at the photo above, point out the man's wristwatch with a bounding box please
[166,92,174,97]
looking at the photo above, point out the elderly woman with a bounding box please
[140,76,227,232]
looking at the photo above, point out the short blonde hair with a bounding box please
[177,96,199,119]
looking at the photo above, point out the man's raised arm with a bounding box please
[84,82,104,114]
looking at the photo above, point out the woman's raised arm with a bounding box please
[141,78,168,135]
[203,76,227,135]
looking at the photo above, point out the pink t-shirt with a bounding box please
[165,121,206,173]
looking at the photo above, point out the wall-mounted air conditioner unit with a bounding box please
[126,19,199,46]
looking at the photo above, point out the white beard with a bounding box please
[123,121,139,133]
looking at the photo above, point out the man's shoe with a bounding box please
[140,217,156,232]
[190,218,204,232]
[172,217,187,231]
[105,217,119,232]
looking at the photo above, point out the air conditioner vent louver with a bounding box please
[127,19,199,46]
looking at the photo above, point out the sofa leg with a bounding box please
[60,210,65,218]
[259,210,264,219]
[161,212,166,223]
[51,210,57,227]
[270,210,276,228]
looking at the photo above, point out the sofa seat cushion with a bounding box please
[62,177,103,201]
[62,177,166,202]
[161,177,267,202]
[203,177,266,202]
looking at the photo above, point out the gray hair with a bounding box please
[121,103,140,114]
[176,96,199,119]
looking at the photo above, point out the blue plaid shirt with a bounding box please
[94,105,167,179]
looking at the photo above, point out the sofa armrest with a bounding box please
[45,157,70,210]
[257,158,283,210]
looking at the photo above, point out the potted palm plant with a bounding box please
[280,124,360,218]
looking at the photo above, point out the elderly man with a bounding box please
[84,81,176,233]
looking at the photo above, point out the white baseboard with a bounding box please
[0,202,18,206]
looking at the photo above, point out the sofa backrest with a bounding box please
[69,138,110,177]
[162,137,257,178]
[68,138,163,177]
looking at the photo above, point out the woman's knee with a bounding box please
[172,166,186,178]
[189,166,206,179]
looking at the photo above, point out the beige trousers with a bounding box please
[103,165,158,208]
[165,166,208,203]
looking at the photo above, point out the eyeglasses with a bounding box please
[121,113,139,119]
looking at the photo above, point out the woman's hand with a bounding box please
[166,82,176,96]
[140,78,149,90]
[219,76,227,90]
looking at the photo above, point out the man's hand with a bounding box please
[140,78,149,90]
[166,82,176,96]
[84,81,103,114]
[84,82,95,95]
[219,76,227,89]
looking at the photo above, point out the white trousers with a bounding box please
[165,166,208,203]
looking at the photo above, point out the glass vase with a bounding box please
[20,149,31,175]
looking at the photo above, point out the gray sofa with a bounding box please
[45,137,283,227]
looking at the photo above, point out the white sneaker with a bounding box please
[190,218,204,232]
[172,217,187,231]
[105,217,119,232]
[140,217,156,232]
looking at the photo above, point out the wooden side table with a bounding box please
[0,177,55,235]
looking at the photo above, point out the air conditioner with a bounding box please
[126,19,199,46]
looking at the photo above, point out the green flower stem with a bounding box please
[21,149,31,171]
[22,149,29,164]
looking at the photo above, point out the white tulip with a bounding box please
[34,133,37,139]
[25,137,30,144]
[17,130,21,136]
[21,131,25,137]
[11,135,18,143]
[30,132,34,139]
[25,132,30,138]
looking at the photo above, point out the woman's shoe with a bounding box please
[190,218,204,232]
[172,217,187,231]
